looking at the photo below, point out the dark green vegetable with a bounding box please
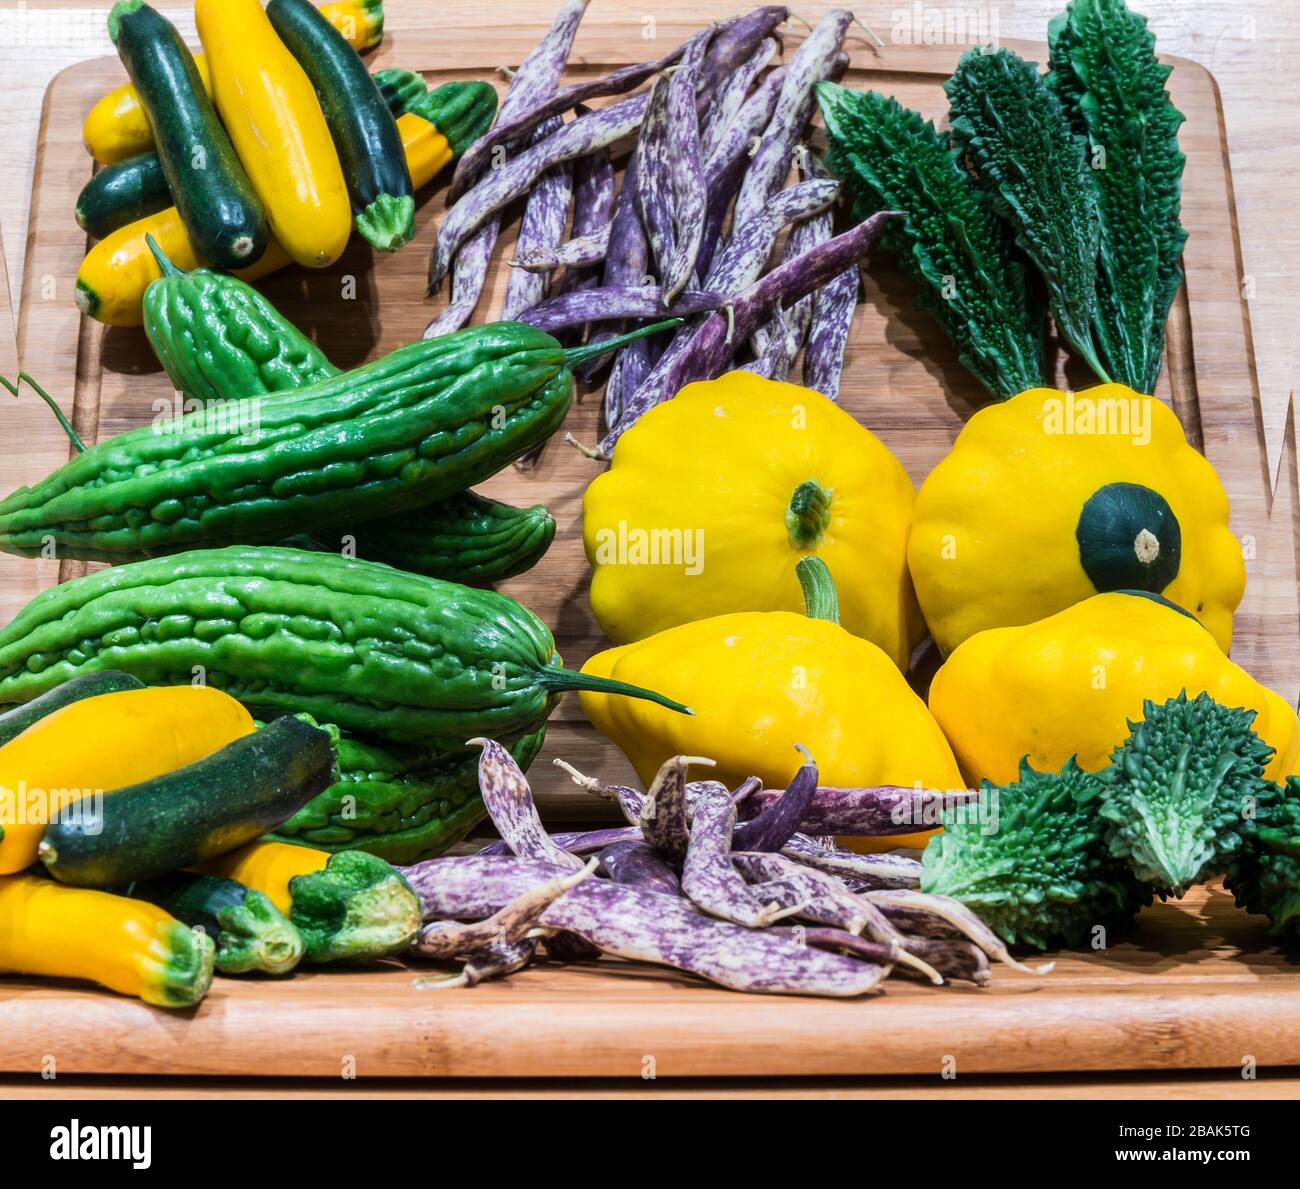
[945,46,1107,383]
[286,850,420,963]
[320,491,557,583]
[0,320,675,562]
[125,871,305,975]
[373,67,428,116]
[107,0,268,269]
[0,545,689,749]
[75,151,170,239]
[0,670,143,747]
[921,757,1151,949]
[272,725,546,863]
[1226,787,1300,942]
[267,0,415,251]
[1076,482,1181,594]
[1092,691,1277,895]
[142,237,336,404]
[1047,0,1187,393]
[38,714,338,887]
[408,81,500,161]
[816,81,1044,400]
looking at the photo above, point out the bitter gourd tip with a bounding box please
[538,665,692,716]
[355,194,416,253]
[143,233,184,278]
[560,319,684,369]
[287,850,420,963]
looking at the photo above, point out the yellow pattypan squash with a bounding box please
[580,560,964,852]
[908,384,1245,656]
[929,591,1300,787]
[584,371,924,670]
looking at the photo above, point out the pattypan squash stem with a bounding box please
[796,556,840,624]
[786,479,832,549]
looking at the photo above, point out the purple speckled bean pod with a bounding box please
[430,97,650,289]
[782,926,943,986]
[537,878,890,997]
[863,889,1056,977]
[423,220,498,337]
[518,285,723,333]
[894,937,991,986]
[412,937,540,989]
[401,855,576,919]
[424,0,586,320]
[552,758,643,824]
[660,42,710,302]
[696,5,789,97]
[704,178,840,294]
[449,41,693,203]
[731,747,818,852]
[700,36,778,158]
[500,117,573,322]
[804,258,860,401]
[738,784,979,836]
[471,738,585,871]
[661,210,902,397]
[413,859,597,959]
[741,309,797,379]
[732,9,852,231]
[552,137,616,302]
[474,825,642,859]
[634,73,677,284]
[640,754,700,863]
[681,786,782,927]
[779,831,922,889]
[703,65,786,178]
[512,223,612,273]
[597,838,683,897]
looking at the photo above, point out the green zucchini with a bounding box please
[272,724,546,862]
[0,319,674,562]
[75,152,170,239]
[108,1,268,269]
[125,871,305,975]
[0,546,688,749]
[1076,481,1182,594]
[267,0,414,251]
[38,714,337,887]
[0,671,143,747]
[373,67,427,116]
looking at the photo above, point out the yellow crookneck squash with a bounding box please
[580,559,963,851]
[583,371,925,671]
[908,384,1245,657]
[929,590,1300,787]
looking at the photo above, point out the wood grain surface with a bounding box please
[1,11,1298,1089]
[2,884,1298,1079]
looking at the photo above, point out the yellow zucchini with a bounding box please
[77,111,448,326]
[0,684,255,875]
[198,839,330,916]
[82,1,379,165]
[196,0,351,269]
[0,874,215,1007]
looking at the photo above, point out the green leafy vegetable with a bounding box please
[1093,692,1278,896]
[946,46,1108,383]
[1226,787,1300,941]
[1047,0,1188,393]
[816,81,1045,400]
[921,757,1151,949]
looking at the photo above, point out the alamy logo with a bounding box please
[593,521,705,576]
[49,1120,151,1169]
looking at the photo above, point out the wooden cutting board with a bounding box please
[4,21,1299,1081]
